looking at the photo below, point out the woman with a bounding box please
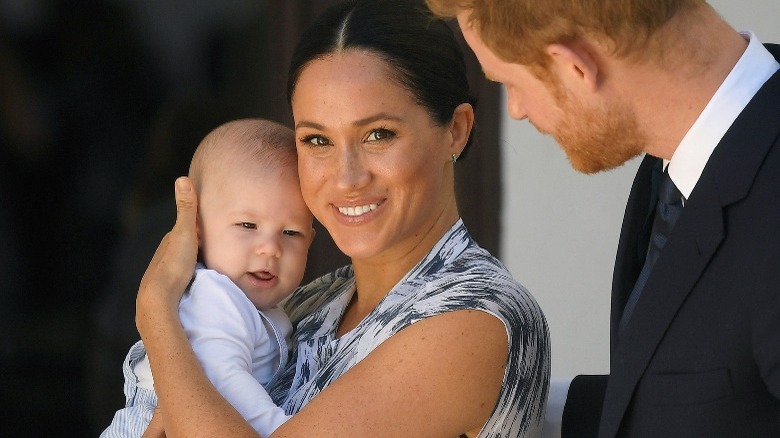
[136,0,550,436]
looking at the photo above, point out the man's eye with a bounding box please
[283,229,300,236]
[240,222,257,230]
[367,128,395,142]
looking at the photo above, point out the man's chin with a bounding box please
[530,125,609,174]
[567,157,609,175]
[563,146,642,175]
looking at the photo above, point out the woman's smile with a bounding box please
[337,203,379,217]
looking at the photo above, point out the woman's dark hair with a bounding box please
[287,0,476,156]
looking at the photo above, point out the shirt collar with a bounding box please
[667,31,780,199]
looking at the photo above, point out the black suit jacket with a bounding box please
[563,44,780,437]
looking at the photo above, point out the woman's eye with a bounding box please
[239,222,257,230]
[366,128,394,142]
[283,229,301,237]
[301,135,330,146]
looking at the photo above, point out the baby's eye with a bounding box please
[239,222,257,230]
[283,229,301,237]
[301,135,330,146]
[366,128,395,142]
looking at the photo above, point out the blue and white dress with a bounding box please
[268,220,550,437]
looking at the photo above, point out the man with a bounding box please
[426,0,780,436]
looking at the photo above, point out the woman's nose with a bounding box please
[335,146,370,190]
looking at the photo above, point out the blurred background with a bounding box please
[0,0,500,434]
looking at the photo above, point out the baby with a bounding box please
[102,118,314,437]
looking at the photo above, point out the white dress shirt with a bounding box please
[668,32,780,199]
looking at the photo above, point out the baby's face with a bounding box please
[198,165,313,310]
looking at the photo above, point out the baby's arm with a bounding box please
[99,341,157,438]
[179,270,291,437]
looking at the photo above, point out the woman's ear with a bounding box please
[449,102,475,159]
[546,42,600,93]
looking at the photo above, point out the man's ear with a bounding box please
[546,43,600,93]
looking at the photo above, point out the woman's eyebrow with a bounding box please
[295,120,325,130]
[295,113,404,131]
[351,113,404,127]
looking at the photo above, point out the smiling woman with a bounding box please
[134,1,550,437]
[291,50,469,269]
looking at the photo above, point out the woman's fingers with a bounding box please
[141,407,166,438]
[137,177,199,322]
[173,176,198,244]
[163,176,199,285]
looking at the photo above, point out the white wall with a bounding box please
[499,0,780,379]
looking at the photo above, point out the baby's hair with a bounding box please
[189,118,296,193]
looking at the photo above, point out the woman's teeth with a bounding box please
[338,203,378,217]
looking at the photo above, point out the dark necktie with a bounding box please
[619,169,684,333]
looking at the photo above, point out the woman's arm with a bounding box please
[138,178,512,437]
[273,309,508,437]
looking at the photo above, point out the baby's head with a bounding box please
[189,118,314,310]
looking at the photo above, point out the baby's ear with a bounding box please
[194,213,204,249]
[308,226,317,246]
[194,217,205,263]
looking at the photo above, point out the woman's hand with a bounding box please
[133,178,258,438]
[141,408,166,438]
[136,177,199,335]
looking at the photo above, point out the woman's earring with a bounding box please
[452,154,458,164]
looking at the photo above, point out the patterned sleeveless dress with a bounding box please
[267,220,550,437]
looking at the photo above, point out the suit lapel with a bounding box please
[609,156,660,350]
[600,189,724,436]
[599,57,780,437]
